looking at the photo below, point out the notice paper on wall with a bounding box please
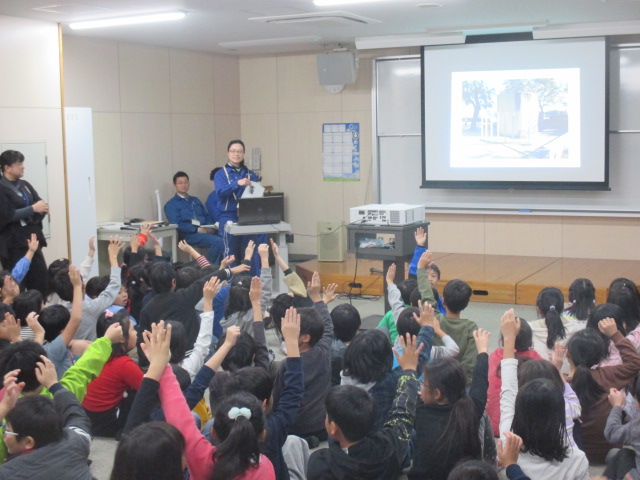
[322,123,360,181]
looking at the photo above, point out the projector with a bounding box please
[349,204,425,226]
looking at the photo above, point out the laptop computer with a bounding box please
[237,195,284,225]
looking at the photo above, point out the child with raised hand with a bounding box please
[6,233,39,287]
[417,250,478,384]
[0,310,21,347]
[409,327,490,480]
[603,382,640,480]
[376,262,417,345]
[566,317,640,463]
[487,315,542,437]
[143,321,275,480]
[271,271,334,446]
[308,333,423,480]
[499,309,589,479]
[0,272,20,307]
[0,357,95,479]
[81,310,141,438]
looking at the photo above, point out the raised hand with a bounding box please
[230,264,251,275]
[386,263,397,286]
[69,264,82,288]
[105,322,124,344]
[414,227,427,247]
[220,255,235,269]
[323,283,339,304]
[223,325,241,348]
[202,277,222,304]
[141,321,172,373]
[393,333,424,372]
[0,370,25,411]
[35,355,58,389]
[413,300,436,328]
[497,432,523,468]
[244,240,256,261]
[27,233,39,253]
[598,317,618,338]
[26,312,44,344]
[0,313,21,343]
[178,240,193,253]
[473,328,491,354]
[108,236,124,257]
[307,271,322,303]
[88,236,96,254]
[249,276,262,305]
[269,238,280,257]
[500,309,520,339]
[608,388,626,408]
[417,250,432,270]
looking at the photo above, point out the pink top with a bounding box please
[487,347,542,437]
[158,366,275,480]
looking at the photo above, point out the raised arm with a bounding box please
[499,309,520,442]
[416,251,437,310]
[249,276,270,370]
[408,227,427,277]
[308,272,333,350]
[386,264,405,322]
[61,265,84,346]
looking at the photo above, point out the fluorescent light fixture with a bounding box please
[356,32,465,50]
[315,0,387,5]
[219,36,321,49]
[428,20,548,35]
[533,20,640,39]
[69,11,186,30]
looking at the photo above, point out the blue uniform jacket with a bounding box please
[164,194,213,236]
[213,164,260,215]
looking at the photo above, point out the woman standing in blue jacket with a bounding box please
[214,140,266,274]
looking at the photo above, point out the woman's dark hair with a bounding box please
[512,378,568,462]
[586,303,626,361]
[567,329,607,413]
[342,329,393,384]
[167,320,187,364]
[536,287,566,349]
[0,150,25,174]
[212,392,264,480]
[517,359,564,393]
[565,278,595,320]
[111,422,185,480]
[499,317,533,352]
[423,357,481,459]
[224,285,251,318]
[12,290,43,325]
[227,140,246,169]
[607,279,640,333]
[396,307,420,338]
[6,395,63,448]
[447,460,498,480]
[96,310,132,356]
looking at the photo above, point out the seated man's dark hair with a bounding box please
[6,395,64,448]
[325,385,376,443]
[396,307,420,338]
[12,290,43,324]
[330,304,361,343]
[342,329,393,384]
[299,307,324,347]
[0,340,47,392]
[39,305,71,343]
[218,332,257,371]
[149,262,176,294]
[443,279,472,314]
[51,267,73,302]
[172,171,189,184]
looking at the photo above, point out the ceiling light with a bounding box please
[356,32,465,49]
[219,36,321,49]
[68,11,186,30]
[315,0,388,6]
[532,20,640,39]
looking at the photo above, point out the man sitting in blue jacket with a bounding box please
[164,171,222,264]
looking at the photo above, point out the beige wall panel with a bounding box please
[121,113,173,221]
[170,49,215,114]
[485,215,562,257]
[92,113,124,224]
[0,17,60,109]
[341,55,373,112]
[214,115,242,166]
[240,114,280,192]
[341,111,374,222]
[562,216,640,260]
[213,54,241,115]
[0,107,67,260]
[240,56,277,114]
[62,36,120,112]
[119,43,171,113]
[171,114,217,200]
[426,214,486,254]
[278,112,344,254]
[277,54,341,114]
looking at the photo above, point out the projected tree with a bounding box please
[503,79,568,130]
[462,81,494,131]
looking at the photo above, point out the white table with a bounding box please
[225,222,291,297]
[96,224,179,274]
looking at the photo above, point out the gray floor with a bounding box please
[88,297,606,479]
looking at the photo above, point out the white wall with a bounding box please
[0,16,68,261]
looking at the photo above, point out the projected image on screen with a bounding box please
[450,68,580,169]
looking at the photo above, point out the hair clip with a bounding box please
[228,407,251,421]
[548,305,556,310]
[104,309,114,318]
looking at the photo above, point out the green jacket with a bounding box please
[418,268,478,384]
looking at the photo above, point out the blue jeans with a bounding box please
[184,232,223,265]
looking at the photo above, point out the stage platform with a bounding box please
[295,253,640,306]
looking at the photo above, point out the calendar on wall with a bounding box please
[322,123,360,181]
